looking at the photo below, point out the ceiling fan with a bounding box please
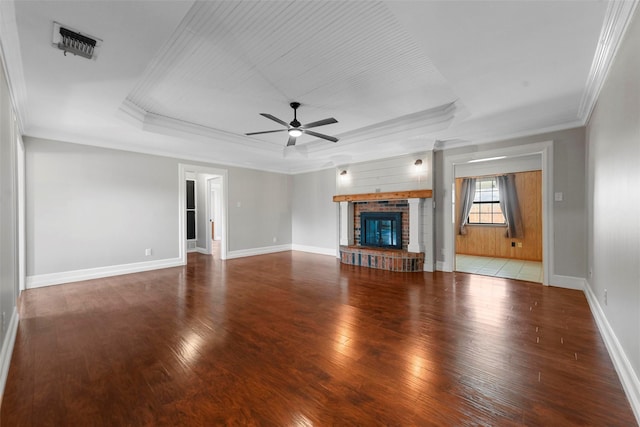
[246,102,338,147]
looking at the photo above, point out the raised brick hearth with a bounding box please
[339,246,425,272]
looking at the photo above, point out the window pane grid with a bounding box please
[467,177,505,225]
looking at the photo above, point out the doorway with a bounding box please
[179,164,228,264]
[208,177,222,258]
[454,169,543,283]
[442,141,553,285]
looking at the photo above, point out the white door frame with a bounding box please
[16,134,25,292]
[442,140,553,285]
[206,177,221,254]
[179,164,228,262]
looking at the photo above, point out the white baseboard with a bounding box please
[549,274,585,290]
[436,260,451,272]
[0,307,18,401]
[26,257,184,288]
[195,247,210,255]
[291,244,337,257]
[226,244,292,260]
[583,280,640,424]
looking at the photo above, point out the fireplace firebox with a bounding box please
[360,212,402,249]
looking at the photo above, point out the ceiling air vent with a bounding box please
[52,22,101,60]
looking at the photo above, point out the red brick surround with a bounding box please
[354,200,409,250]
[339,246,425,272]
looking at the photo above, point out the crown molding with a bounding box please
[142,112,276,155]
[121,99,458,155]
[578,0,639,123]
[117,99,146,128]
[335,102,457,146]
[118,99,458,170]
[302,102,458,156]
[119,99,278,156]
[0,0,28,133]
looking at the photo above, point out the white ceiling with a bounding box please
[0,1,631,173]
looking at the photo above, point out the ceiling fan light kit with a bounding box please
[246,102,338,147]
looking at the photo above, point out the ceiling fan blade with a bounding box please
[287,135,297,147]
[302,117,338,129]
[245,129,287,136]
[260,113,289,127]
[304,129,338,143]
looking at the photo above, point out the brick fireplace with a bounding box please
[355,201,409,249]
[334,190,432,272]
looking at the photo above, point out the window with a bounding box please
[186,180,196,240]
[468,177,505,225]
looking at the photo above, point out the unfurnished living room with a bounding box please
[0,1,639,425]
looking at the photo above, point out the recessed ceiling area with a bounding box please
[0,0,619,173]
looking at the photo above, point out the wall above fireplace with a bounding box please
[335,152,432,196]
[332,151,435,271]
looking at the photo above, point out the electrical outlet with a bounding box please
[273,237,278,243]
[517,242,522,248]
[145,248,152,256]
[604,289,608,305]
[511,241,515,247]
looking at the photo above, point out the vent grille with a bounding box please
[52,22,101,60]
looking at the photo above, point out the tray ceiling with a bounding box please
[1,0,627,173]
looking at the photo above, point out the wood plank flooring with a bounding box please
[2,252,636,426]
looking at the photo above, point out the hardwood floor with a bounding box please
[2,252,636,426]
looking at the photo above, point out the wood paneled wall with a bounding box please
[455,170,542,261]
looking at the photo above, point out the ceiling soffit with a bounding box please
[122,0,458,147]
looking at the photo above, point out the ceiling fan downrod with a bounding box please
[289,102,301,128]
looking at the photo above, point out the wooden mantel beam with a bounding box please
[333,189,432,202]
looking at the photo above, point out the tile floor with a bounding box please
[455,254,543,283]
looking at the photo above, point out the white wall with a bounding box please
[0,55,20,401]
[25,137,181,276]
[586,7,640,420]
[336,151,432,195]
[226,167,292,252]
[292,168,337,255]
[434,127,586,279]
[25,137,294,284]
